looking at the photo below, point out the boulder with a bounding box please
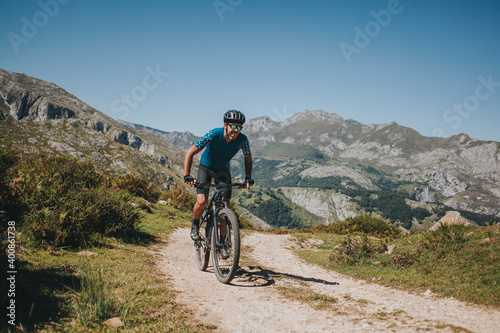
[104,317,123,328]
[429,211,476,231]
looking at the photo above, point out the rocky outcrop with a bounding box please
[8,91,76,120]
[429,211,477,231]
[280,187,360,223]
[299,165,379,191]
[414,187,437,203]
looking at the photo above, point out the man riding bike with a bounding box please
[184,110,254,241]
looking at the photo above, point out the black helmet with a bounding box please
[224,110,246,124]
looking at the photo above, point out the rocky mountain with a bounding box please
[118,120,198,152]
[0,68,187,187]
[242,110,499,218]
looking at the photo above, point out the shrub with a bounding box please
[161,188,196,212]
[113,174,162,203]
[308,215,401,238]
[23,187,139,246]
[10,155,141,247]
[419,224,471,255]
[0,145,24,222]
[328,234,385,266]
[388,252,415,269]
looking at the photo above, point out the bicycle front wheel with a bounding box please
[211,207,240,284]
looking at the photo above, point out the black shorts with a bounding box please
[197,164,232,198]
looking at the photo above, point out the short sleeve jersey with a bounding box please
[195,128,251,170]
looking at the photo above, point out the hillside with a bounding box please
[0,68,187,187]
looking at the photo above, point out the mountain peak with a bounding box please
[282,109,343,126]
[0,67,95,121]
[246,116,277,132]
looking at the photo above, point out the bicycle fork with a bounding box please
[214,213,232,249]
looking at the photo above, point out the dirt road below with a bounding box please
[158,228,500,332]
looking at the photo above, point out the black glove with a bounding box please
[245,175,254,185]
[184,175,195,183]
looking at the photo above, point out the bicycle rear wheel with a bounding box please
[211,207,240,284]
[195,220,211,271]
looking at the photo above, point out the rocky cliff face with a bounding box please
[280,187,360,223]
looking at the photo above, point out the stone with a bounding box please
[385,245,397,254]
[429,211,476,231]
[77,251,97,257]
[104,317,123,328]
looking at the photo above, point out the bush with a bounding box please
[328,234,385,266]
[419,224,471,255]
[23,187,139,246]
[0,145,24,222]
[308,215,401,238]
[161,188,196,212]
[388,252,415,269]
[9,155,141,247]
[113,174,162,203]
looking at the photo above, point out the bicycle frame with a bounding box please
[197,182,244,246]
[202,187,227,246]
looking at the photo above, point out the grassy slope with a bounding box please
[6,204,215,333]
[293,225,500,308]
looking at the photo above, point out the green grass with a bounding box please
[3,204,212,332]
[293,224,500,307]
[276,285,337,311]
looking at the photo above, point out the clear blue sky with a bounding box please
[1,0,499,141]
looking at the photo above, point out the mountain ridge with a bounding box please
[242,110,499,217]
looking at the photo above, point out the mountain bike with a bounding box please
[193,182,247,284]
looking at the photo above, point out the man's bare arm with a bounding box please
[244,153,253,189]
[184,145,201,183]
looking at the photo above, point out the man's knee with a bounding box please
[196,194,207,207]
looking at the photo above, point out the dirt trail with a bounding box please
[158,228,500,332]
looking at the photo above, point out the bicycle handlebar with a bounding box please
[193,182,248,189]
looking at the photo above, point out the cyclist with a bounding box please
[184,110,254,241]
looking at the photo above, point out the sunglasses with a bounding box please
[229,124,243,131]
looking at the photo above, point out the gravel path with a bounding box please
[157,228,500,332]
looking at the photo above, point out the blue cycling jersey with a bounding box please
[195,128,251,170]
